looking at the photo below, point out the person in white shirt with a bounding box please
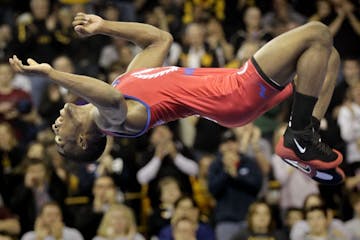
[21,202,83,240]
[338,81,360,191]
[345,192,360,240]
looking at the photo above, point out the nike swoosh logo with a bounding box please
[283,158,312,174]
[293,138,306,153]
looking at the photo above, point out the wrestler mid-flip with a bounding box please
[9,13,344,184]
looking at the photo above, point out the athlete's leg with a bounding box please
[259,47,340,123]
[253,21,332,94]
[253,22,342,171]
[312,47,340,121]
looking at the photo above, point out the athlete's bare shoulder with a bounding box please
[92,99,148,135]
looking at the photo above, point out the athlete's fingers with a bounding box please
[72,19,88,27]
[75,12,87,18]
[12,55,25,72]
[9,57,18,72]
[27,58,38,66]
[74,13,89,22]
[74,25,88,36]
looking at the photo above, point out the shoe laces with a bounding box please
[311,128,333,157]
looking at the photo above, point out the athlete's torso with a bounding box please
[111,66,245,131]
[109,60,292,137]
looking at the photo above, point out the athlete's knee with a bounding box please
[303,21,332,47]
[330,47,340,67]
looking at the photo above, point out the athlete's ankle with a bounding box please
[290,92,317,130]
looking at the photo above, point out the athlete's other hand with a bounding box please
[9,55,52,76]
[72,12,104,37]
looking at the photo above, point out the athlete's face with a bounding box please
[52,103,85,154]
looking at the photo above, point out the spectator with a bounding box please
[332,58,360,110]
[53,6,78,57]
[313,0,360,58]
[0,24,12,60]
[283,207,304,239]
[51,55,82,104]
[11,0,57,63]
[155,0,183,39]
[10,158,68,235]
[38,82,65,128]
[21,201,83,240]
[73,175,122,240]
[0,122,25,205]
[338,81,360,191]
[0,193,20,239]
[143,7,182,67]
[208,130,263,240]
[309,0,333,22]
[98,38,136,72]
[191,117,227,156]
[320,57,359,170]
[158,195,215,240]
[345,192,360,240]
[227,40,262,68]
[230,6,272,53]
[172,216,197,240]
[179,23,219,68]
[263,0,306,36]
[137,125,198,207]
[231,201,287,240]
[25,141,45,160]
[93,204,145,240]
[190,154,216,222]
[0,60,35,144]
[291,193,350,240]
[304,205,348,240]
[205,17,233,67]
[233,122,272,176]
[148,177,182,238]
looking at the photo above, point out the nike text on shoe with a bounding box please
[275,126,342,170]
[282,158,345,185]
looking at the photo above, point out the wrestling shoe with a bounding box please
[281,157,345,185]
[275,125,343,170]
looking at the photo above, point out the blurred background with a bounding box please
[0,0,360,239]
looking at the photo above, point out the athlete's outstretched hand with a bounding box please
[72,12,104,38]
[9,55,52,76]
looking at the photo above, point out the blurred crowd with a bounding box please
[1,0,360,239]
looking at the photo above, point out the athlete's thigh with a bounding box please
[253,22,327,85]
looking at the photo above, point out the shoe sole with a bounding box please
[275,137,343,169]
[281,157,345,185]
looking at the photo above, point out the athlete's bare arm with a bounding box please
[9,56,128,125]
[72,12,173,71]
[9,13,173,132]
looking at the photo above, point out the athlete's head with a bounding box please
[52,103,106,163]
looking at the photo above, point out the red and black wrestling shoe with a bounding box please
[275,125,344,185]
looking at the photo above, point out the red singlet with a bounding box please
[110,58,293,137]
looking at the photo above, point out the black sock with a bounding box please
[311,116,320,132]
[290,92,318,130]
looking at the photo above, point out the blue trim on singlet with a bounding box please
[106,94,151,138]
[184,68,195,75]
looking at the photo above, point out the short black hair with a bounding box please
[60,134,107,163]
